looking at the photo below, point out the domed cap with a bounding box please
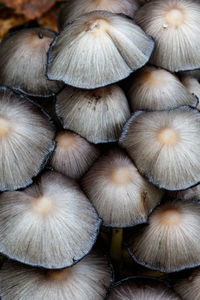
[82,148,163,227]
[120,107,200,190]
[135,0,200,72]
[108,277,181,299]
[0,87,55,191]
[174,267,200,300]
[0,251,112,300]
[58,0,139,30]
[56,84,131,144]
[128,199,200,272]
[0,28,63,97]
[50,130,100,179]
[129,66,197,111]
[47,10,154,89]
[0,171,101,269]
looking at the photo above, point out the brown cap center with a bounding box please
[56,132,76,148]
[32,196,52,215]
[157,128,177,146]
[47,269,67,281]
[0,117,10,137]
[109,166,132,185]
[159,208,182,226]
[165,8,184,26]
[86,18,110,34]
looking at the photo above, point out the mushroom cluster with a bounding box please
[1,0,200,298]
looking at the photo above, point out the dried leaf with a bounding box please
[3,0,57,19]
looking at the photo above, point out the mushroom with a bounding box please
[56,84,131,144]
[108,277,180,299]
[58,0,139,30]
[129,66,198,112]
[50,130,100,179]
[174,267,200,300]
[169,184,200,202]
[0,28,63,97]
[127,199,200,273]
[81,148,164,227]
[0,171,101,269]
[47,10,154,89]
[180,76,200,110]
[135,0,200,72]
[0,251,112,300]
[0,87,55,191]
[120,107,200,190]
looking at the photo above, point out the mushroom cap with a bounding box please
[170,184,200,201]
[174,267,200,300]
[128,199,200,272]
[120,107,200,190]
[0,251,112,300]
[129,66,198,111]
[47,10,154,89]
[56,84,131,144]
[0,28,63,97]
[180,76,200,110]
[0,171,101,269]
[108,277,181,300]
[58,0,139,29]
[50,130,100,179]
[0,87,55,191]
[82,148,164,227]
[135,0,200,72]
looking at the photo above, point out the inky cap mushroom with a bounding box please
[0,87,55,191]
[50,130,100,179]
[56,84,131,144]
[128,199,200,272]
[135,0,200,72]
[0,28,63,97]
[0,251,112,300]
[0,171,101,268]
[129,66,198,111]
[120,107,200,190]
[82,148,163,227]
[47,10,154,89]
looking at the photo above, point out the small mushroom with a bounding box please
[0,171,101,269]
[0,251,112,300]
[50,130,100,179]
[120,107,200,190]
[47,11,154,89]
[129,66,197,112]
[180,76,200,110]
[56,85,131,144]
[127,199,200,273]
[58,0,139,30]
[0,28,63,97]
[174,267,200,300]
[0,87,55,191]
[135,0,200,72]
[81,148,163,227]
[108,277,180,299]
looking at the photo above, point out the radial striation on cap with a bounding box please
[135,0,200,72]
[56,84,131,144]
[128,199,200,272]
[81,148,163,227]
[0,28,63,97]
[129,66,198,111]
[50,130,100,179]
[0,87,55,191]
[58,0,139,30]
[120,107,200,190]
[47,10,154,89]
[108,277,181,300]
[0,251,112,300]
[0,171,101,269]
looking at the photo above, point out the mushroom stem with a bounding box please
[109,228,123,262]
